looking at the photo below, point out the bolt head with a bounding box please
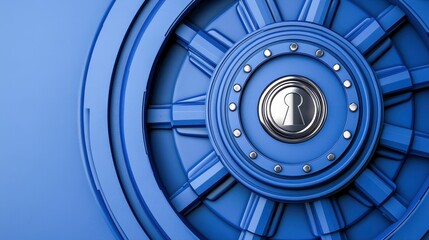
[233,129,242,138]
[264,49,272,57]
[274,164,282,173]
[327,153,335,161]
[343,80,352,88]
[303,164,312,173]
[249,151,257,159]
[244,64,252,73]
[233,84,242,92]
[229,103,237,111]
[343,130,352,140]
[316,49,324,57]
[333,64,341,71]
[349,103,358,112]
[290,43,298,52]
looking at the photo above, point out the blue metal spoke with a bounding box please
[239,193,284,238]
[410,65,429,90]
[176,23,228,76]
[146,105,172,129]
[376,147,406,161]
[376,64,429,97]
[366,39,393,64]
[354,168,407,222]
[306,199,346,240]
[379,123,413,154]
[346,5,405,56]
[170,151,229,214]
[380,124,429,159]
[355,169,395,206]
[410,131,429,159]
[383,92,413,108]
[376,65,413,96]
[147,95,206,129]
[298,0,339,27]
[237,0,282,33]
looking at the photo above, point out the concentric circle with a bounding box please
[207,22,382,201]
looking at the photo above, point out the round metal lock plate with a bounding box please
[258,76,327,143]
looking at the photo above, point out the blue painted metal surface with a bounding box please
[1,0,429,239]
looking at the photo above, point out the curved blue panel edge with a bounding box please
[83,0,200,239]
[82,0,149,239]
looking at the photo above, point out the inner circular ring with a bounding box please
[258,76,327,143]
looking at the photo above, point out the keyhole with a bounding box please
[283,93,305,126]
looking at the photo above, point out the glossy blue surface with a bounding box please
[1,0,429,239]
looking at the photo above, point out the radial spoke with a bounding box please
[348,189,373,208]
[346,18,387,55]
[237,0,282,33]
[207,29,235,48]
[239,193,284,238]
[410,65,429,90]
[410,131,429,158]
[377,148,405,161]
[379,123,413,154]
[366,39,392,64]
[147,95,206,129]
[170,151,230,214]
[376,66,412,96]
[383,92,412,108]
[354,168,407,222]
[176,23,228,76]
[172,95,206,127]
[355,169,394,205]
[187,151,229,195]
[306,199,346,240]
[298,0,339,27]
[175,128,209,138]
[346,5,405,55]
[146,105,171,129]
[379,125,429,159]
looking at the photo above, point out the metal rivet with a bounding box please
[349,103,358,112]
[343,130,352,140]
[233,129,242,138]
[249,151,257,159]
[290,43,298,52]
[244,64,252,73]
[316,49,324,57]
[274,164,282,173]
[303,164,312,173]
[229,103,237,111]
[343,80,352,88]
[233,84,242,92]
[333,64,341,71]
[264,49,272,57]
[327,153,336,161]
